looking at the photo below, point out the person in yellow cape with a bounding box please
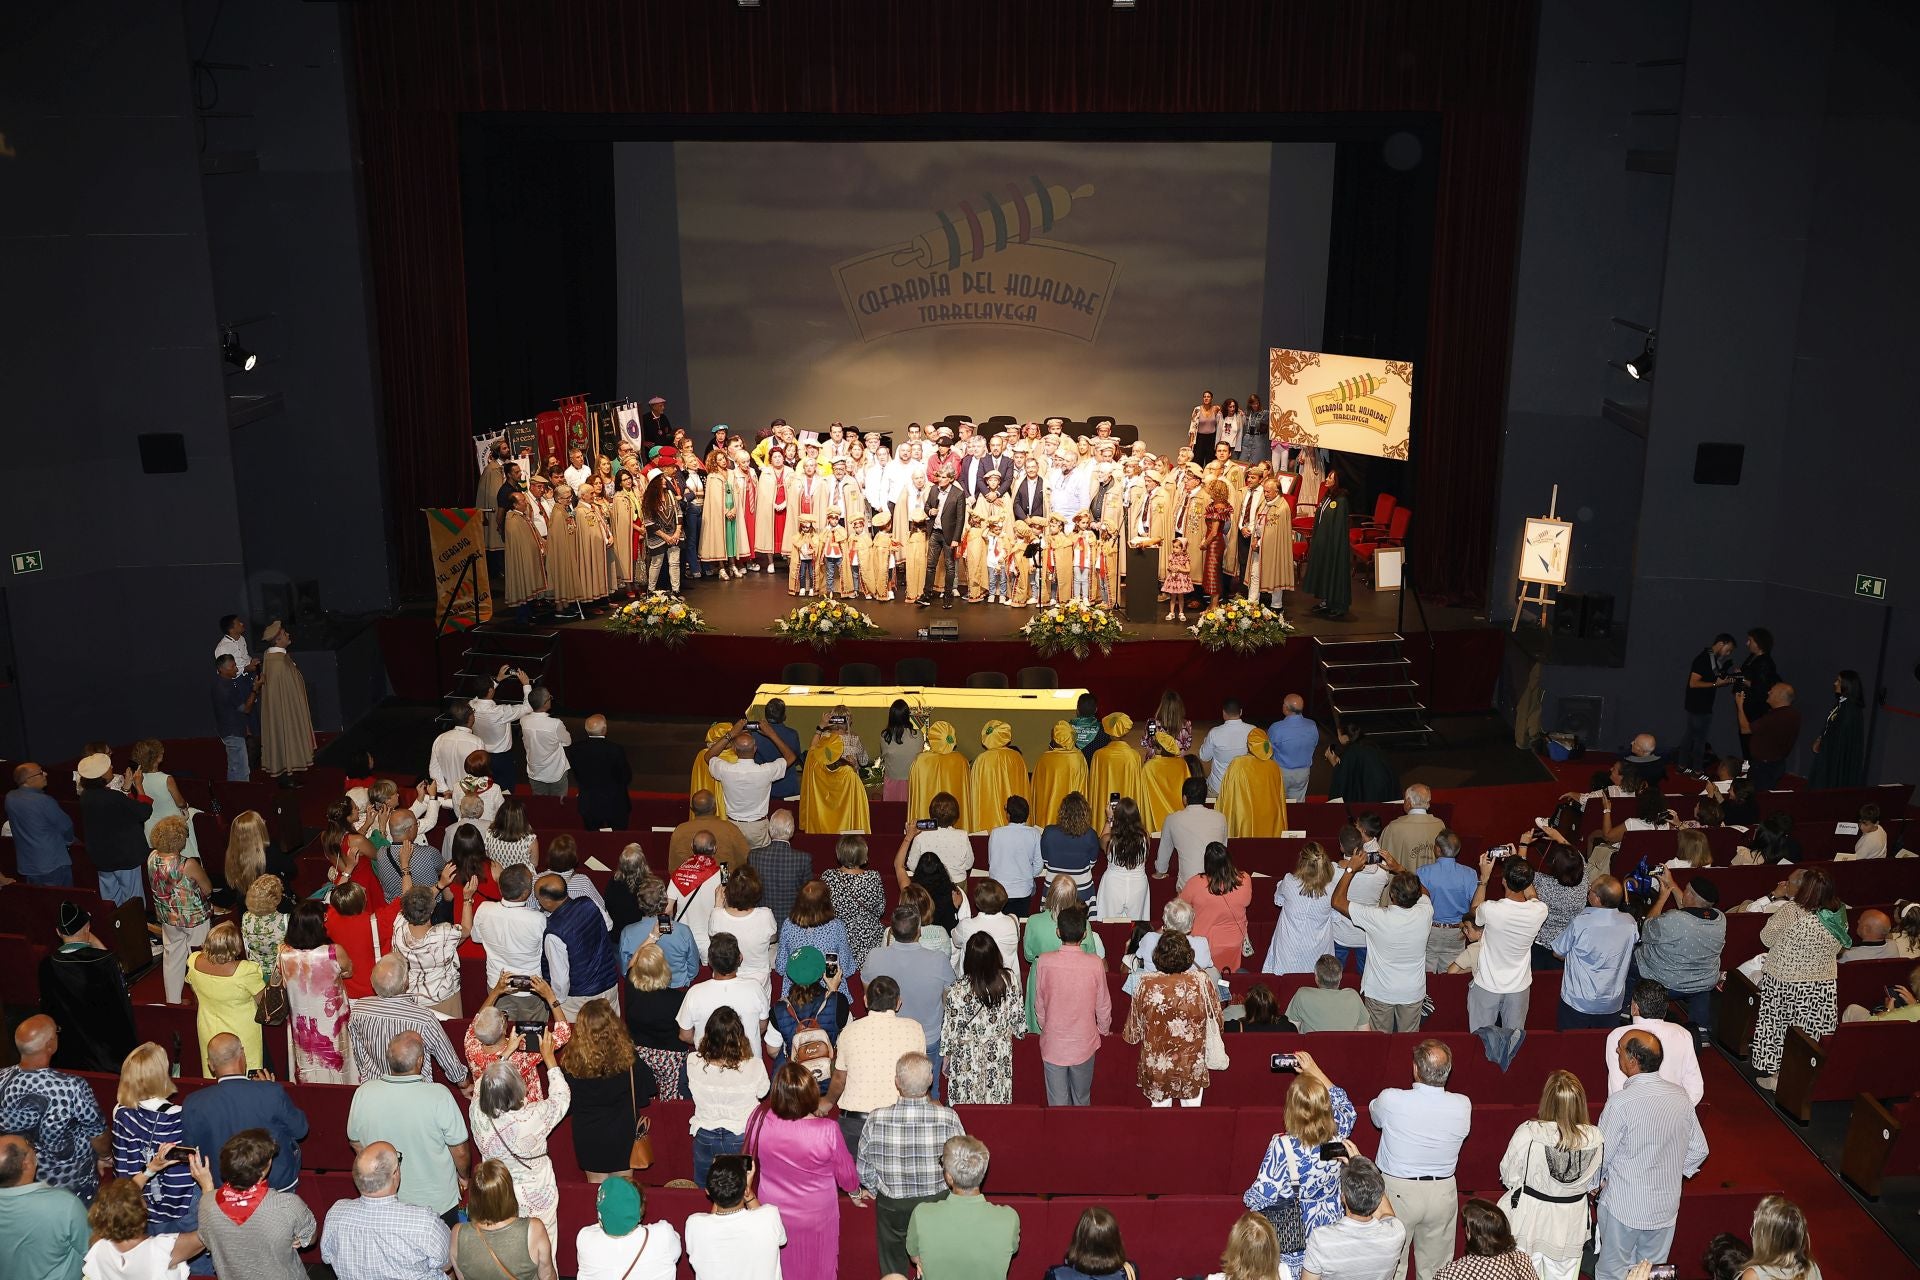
[1088,713,1143,813]
[1028,721,1088,829]
[1137,730,1192,836]
[1217,726,1288,838]
[799,730,870,834]
[691,721,733,820]
[908,720,970,822]
[966,719,1029,833]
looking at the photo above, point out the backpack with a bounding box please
[784,996,834,1082]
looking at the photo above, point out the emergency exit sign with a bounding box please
[1855,573,1887,600]
[9,550,41,575]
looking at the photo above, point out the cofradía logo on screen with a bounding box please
[833,177,1119,343]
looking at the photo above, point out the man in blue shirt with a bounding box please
[1414,830,1479,974]
[1266,693,1320,801]
[1553,876,1640,1029]
[4,762,75,886]
[753,698,804,801]
[211,655,257,782]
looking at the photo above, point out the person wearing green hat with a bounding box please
[574,1174,680,1279]
[770,946,846,1076]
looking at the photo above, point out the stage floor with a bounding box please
[555,567,1490,642]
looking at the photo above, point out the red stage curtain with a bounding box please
[349,0,1535,602]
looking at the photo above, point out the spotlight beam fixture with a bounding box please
[222,329,257,373]
[1625,337,1656,381]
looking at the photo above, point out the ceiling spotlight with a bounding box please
[1625,338,1655,380]
[222,329,257,373]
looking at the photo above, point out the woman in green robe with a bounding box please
[1806,669,1866,789]
[1302,475,1353,617]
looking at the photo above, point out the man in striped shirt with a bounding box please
[1593,1030,1709,1280]
[856,1053,963,1277]
[346,956,470,1087]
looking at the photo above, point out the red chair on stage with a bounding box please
[1292,479,1331,532]
[1349,493,1397,546]
[1356,506,1411,583]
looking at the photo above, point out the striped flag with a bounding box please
[423,507,493,632]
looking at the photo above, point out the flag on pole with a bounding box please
[423,507,493,632]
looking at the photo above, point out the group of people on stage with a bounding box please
[477,390,1358,620]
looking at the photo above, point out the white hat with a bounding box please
[647,395,666,406]
[799,431,819,446]
[77,753,113,781]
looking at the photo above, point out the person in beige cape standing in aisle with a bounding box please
[258,621,314,776]
[1254,475,1294,611]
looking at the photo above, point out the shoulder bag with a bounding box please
[1200,973,1230,1071]
[254,964,290,1027]
[628,1066,654,1171]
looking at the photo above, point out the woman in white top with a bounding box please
[711,866,780,997]
[686,1006,772,1188]
[483,796,539,871]
[1093,797,1152,923]
[1498,1069,1603,1280]
[471,1037,572,1247]
[1217,397,1244,456]
[83,1179,200,1280]
[131,739,203,862]
[951,878,1021,978]
[1261,843,1337,975]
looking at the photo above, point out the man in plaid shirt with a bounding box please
[855,1052,965,1277]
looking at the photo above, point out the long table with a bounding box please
[746,682,1089,759]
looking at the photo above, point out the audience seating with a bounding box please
[837,662,883,687]
[1016,665,1060,689]
[1775,1019,1920,1123]
[894,657,939,686]
[1840,1092,1920,1198]
[966,671,1011,688]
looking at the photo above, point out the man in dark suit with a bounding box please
[984,435,1016,492]
[917,473,967,610]
[180,1032,309,1191]
[957,436,993,498]
[571,714,634,830]
[37,902,137,1072]
[1012,456,1047,524]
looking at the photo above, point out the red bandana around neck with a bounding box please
[217,1180,270,1225]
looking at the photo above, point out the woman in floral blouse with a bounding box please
[1121,930,1222,1105]
[1242,1050,1359,1277]
[940,932,1026,1104]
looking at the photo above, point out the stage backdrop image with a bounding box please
[618,140,1334,452]
[1269,348,1415,461]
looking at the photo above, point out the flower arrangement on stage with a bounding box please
[772,601,887,651]
[1018,600,1125,660]
[606,593,713,648]
[1189,599,1295,654]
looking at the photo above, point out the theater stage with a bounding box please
[382,573,1505,722]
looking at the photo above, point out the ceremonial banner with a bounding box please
[423,507,493,632]
[616,402,644,450]
[1269,349,1415,461]
[535,410,566,471]
[472,430,505,476]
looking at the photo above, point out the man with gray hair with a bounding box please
[347,954,470,1086]
[1380,784,1446,870]
[1284,954,1371,1032]
[470,862,550,988]
[906,1135,1019,1280]
[749,809,810,920]
[570,713,632,830]
[1366,1040,1468,1280]
[0,1016,105,1199]
[519,685,572,797]
[1267,692,1320,802]
[1122,897,1219,997]
[345,1033,471,1222]
[321,1140,451,1278]
[856,1053,965,1276]
[371,810,444,901]
[1300,1155,1404,1280]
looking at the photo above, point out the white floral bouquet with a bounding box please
[771,601,886,651]
[1189,599,1294,653]
[1017,600,1125,660]
[605,593,712,648]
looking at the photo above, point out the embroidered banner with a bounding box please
[423,507,493,632]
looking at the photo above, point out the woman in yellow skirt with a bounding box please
[1028,721,1088,828]
[966,720,1029,833]
[1217,727,1288,838]
[908,720,970,823]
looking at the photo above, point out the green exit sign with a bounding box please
[1855,573,1887,600]
[9,550,42,575]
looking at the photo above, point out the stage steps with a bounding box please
[436,620,563,729]
[1313,633,1434,745]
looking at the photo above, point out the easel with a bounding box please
[431,550,484,700]
[1511,485,1568,633]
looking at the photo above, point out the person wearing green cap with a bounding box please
[574,1175,680,1279]
[770,945,845,1076]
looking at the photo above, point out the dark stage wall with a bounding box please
[378,618,1506,727]
[349,0,1535,605]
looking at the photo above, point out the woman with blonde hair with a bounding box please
[1204,1210,1285,1280]
[1022,873,1105,1033]
[223,809,272,900]
[1742,1195,1820,1280]
[83,1178,203,1280]
[1263,842,1337,975]
[1497,1068,1602,1280]
[562,998,658,1183]
[110,1043,197,1247]
[183,921,266,1074]
[1668,828,1713,871]
[241,875,288,982]
[1242,1050,1357,1275]
[450,1159,556,1280]
[131,739,203,862]
[623,943,689,1100]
